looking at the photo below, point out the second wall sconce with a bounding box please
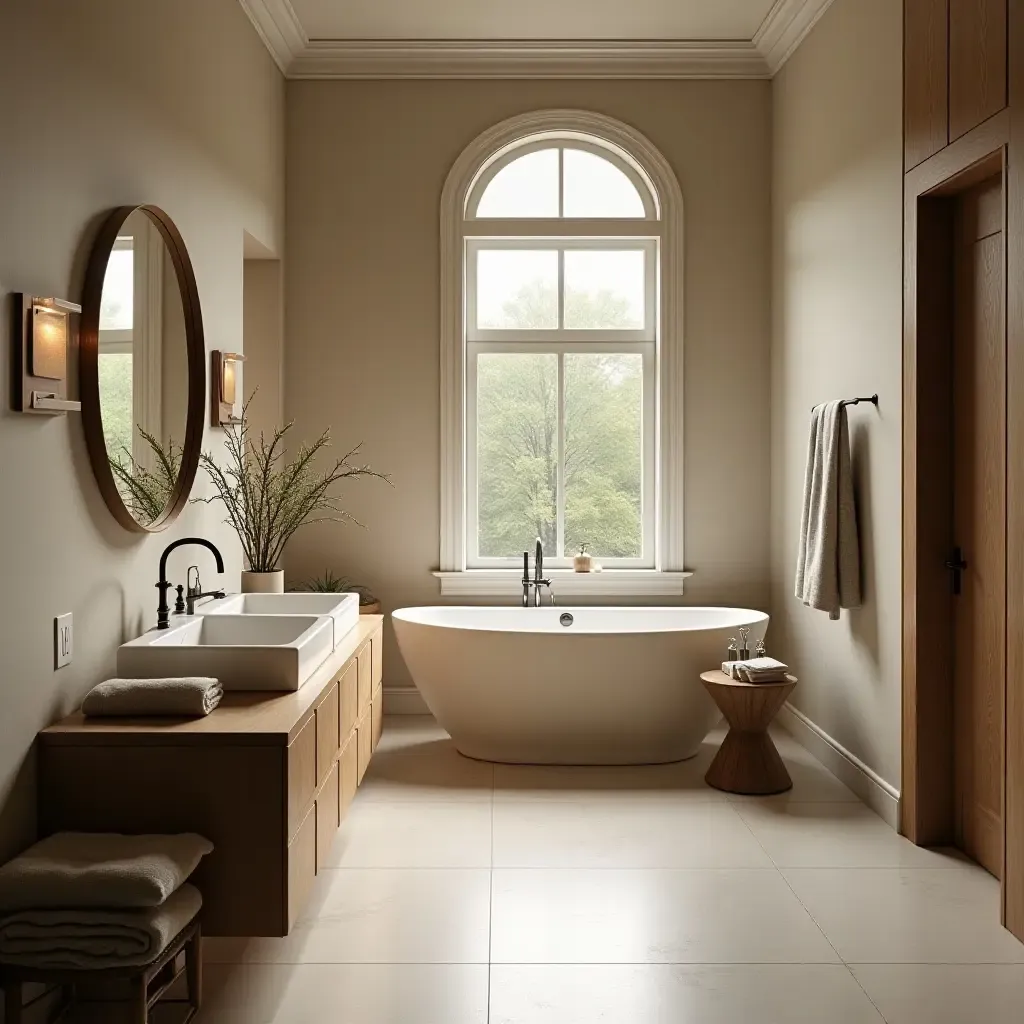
[13,295,83,415]
[211,349,245,426]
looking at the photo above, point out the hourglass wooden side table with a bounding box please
[700,670,798,795]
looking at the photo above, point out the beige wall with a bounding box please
[243,258,286,440]
[770,0,903,787]
[285,80,773,687]
[0,0,284,858]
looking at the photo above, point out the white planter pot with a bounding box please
[241,570,285,594]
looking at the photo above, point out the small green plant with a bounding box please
[194,396,390,573]
[108,428,182,525]
[292,570,377,606]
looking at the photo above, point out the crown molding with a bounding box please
[237,0,307,72]
[237,0,834,80]
[753,0,837,74]
[288,39,770,80]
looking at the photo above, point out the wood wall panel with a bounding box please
[1003,0,1024,940]
[906,0,950,169]
[950,0,1009,141]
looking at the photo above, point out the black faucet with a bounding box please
[157,538,225,629]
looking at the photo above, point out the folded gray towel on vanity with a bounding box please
[0,833,213,911]
[0,883,201,969]
[81,677,223,718]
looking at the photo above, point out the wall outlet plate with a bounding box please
[55,613,73,669]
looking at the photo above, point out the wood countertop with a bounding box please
[40,616,383,748]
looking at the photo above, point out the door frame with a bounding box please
[902,107,1024,938]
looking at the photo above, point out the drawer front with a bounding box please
[315,760,340,870]
[286,803,317,930]
[357,642,372,714]
[371,624,383,688]
[340,661,359,739]
[371,684,383,753]
[287,715,317,840]
[356,705,372,784]
[340,734,358,816]
[316,682,340,784]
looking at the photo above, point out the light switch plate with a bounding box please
[54,613,73,669]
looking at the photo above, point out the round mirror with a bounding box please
[80,206,205,532]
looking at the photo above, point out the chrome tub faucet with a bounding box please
[522,538,553,607]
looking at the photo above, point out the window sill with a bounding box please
[432,569,692,598]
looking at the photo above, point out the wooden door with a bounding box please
[952,174,1006,878]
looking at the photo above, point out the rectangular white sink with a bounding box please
[117,615,334,692]
[200,593,359,650]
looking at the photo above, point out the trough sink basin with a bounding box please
[200,592,359,650]
[117,614,334,692]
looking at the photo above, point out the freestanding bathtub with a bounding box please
[391,606,769,765]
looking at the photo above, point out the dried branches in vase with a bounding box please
[193,397,389,590]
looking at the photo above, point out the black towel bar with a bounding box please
[812,394,879,411]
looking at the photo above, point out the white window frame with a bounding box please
[98,225,163,468]
[437,109,688,597]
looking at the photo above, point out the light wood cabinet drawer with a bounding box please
[357,642,372,714]
[371,684,383,753]
[315,760,340,870]
[287,715,317,840]
[340,734,358,815]
[371,625,383,688]
[286,803,316,930]
[340,661,358,740]
[356,705,371,784]
[316,682,340,784]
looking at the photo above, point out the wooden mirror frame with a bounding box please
[80,205,206,533]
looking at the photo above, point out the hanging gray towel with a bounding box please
[795,400,861,620]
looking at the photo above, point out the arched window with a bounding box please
[438,111,686,595]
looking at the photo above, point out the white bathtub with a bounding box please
[392,606,769,765]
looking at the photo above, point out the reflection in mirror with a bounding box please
[97,209,190,526]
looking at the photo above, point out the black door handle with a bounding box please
[944,547,968,595]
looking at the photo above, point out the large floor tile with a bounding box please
[735,802,965,868]
[491,868,840,964]
[490,964,882,1023]
[493,737,724,803]
[194,963,489,1024]
[205,869,491,964]
[784,867,1024,963]
[359,721,493,800]
[493,798,772,868]
[850,964,1024,1024]
[326,798,492,868]
[727,729,861,805]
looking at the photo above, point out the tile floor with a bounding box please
[194,717,1024,1023]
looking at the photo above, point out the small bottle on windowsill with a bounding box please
[573,544,593,573]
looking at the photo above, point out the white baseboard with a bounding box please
[383,686,431,715]
[777,702,901,829]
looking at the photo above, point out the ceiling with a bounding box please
[238,0,836,79]
[289,0,775,42]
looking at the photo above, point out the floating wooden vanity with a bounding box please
[37,616,384,937]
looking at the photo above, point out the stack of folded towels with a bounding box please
[81,677,223,718]
[0,832,212,969]
[721,657,791,683]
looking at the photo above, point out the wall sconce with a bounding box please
[211,350,246,426]
[14,295,82,414]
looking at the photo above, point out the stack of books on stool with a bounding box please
[721,656,790,683]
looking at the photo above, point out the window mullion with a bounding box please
[557,351,566,560]
[558,147,564,217]
[557,247,565,330]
